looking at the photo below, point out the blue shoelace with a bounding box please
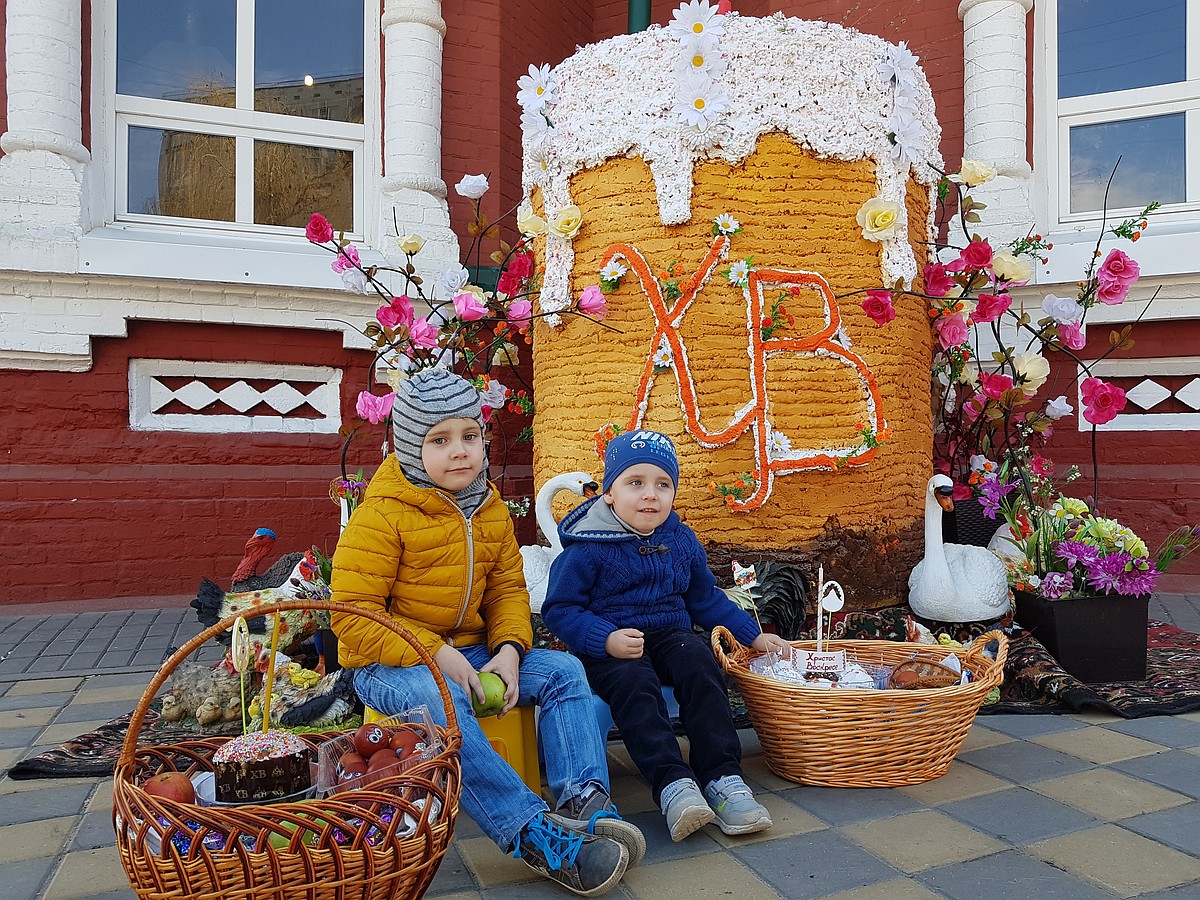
[513,815,584,870]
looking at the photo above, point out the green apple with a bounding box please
[472,671,507,718]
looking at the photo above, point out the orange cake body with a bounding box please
[521,15,942,608]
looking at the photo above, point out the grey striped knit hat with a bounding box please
[392,368,488,515]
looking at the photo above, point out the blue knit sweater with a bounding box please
[541,497,762,659]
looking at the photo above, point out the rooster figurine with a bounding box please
[231,527,306,592]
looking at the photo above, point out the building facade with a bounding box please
[1,0,1196,603]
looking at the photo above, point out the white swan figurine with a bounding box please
[908,474,1010,622]
[521,471,599,613]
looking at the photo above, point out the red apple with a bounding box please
[142,771,196,804]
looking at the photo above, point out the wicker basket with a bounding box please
[712,628,1007,787]
[113,600,462,900]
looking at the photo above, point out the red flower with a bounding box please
[959,240,994,271]
[971,292,1011,324]
[1080,376,1127,426]
[506,252,534,279]
[978,372,1014,399]
[922,262,956,298]
[861,289,896,325]
[305,213,334,244]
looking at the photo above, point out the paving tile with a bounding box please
[37,721,107,747]
[426,892,481,900]
[1110,750,1200,799]
[780,785,925,827]
[741,754,805,793]
[624,808,722,864]
[71,684,147,705]
[455,835,539,888]
[958,740,1093,784]
[705,791,825,849]
[424,844,477,897]
[0,782,93,826]
[0,726,44,750]
[452,810,484,841]
[957,724,1015,753]
[0,692,77,712]
[622,852,779,899]
[0,746,23,770]
[70,810,117,851]
[1032,724,1167,764]
[840,809,1005,874]
[481,878,622,899]
[2,855,58,900]
[86,779,114,813]
[818,878,945,900]
[1029,824,1200,897]
[1135,886,1200,900]
[973,714,1088,739]
[730,830,900,899]
[606,774,658,816]
[896,761,1010,806]
[1122,803,1200,857]
[0,775,101,796]
[940,787,1098,843]
[43,846,133,900]
[1032,768,1191,820]
[0,816,73,863]
[4,678,83,696]
[0,707,60,729]
[1101,717,1200,750]
[24,656,74,674]
[54,700,136,725]
[53,891,138,900]
[918,849,1116,900]
[605,743,640,777]
[1064,709,1127,725]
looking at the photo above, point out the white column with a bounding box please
[378,0,460,277]
[958,0,1035,247]
[0,0,90,272]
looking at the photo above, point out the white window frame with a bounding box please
[83,0,381,289]
[1033,0,1200,284]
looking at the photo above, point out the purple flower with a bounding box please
[977,472,1016,518]
[1114,564,1159,598]
[1040,571,1073,599]
[1086,551,1132,594]
[1054,540,1099,570]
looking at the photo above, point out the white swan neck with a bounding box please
[924,488,952,580]
[535,478,569,552]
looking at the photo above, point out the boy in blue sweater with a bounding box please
[542,430,791,842]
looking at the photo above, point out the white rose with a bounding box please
[1042,293,1083,324]
[454,173,489,199]
[992,252,1033,284]
[1014,351,1051,396]
[517,206,547,236]
[949,159,997,187]
[855,198,905,242]
[1045,395,1073,420]
[969,454,994,472]
[439,264,470,297]
[548,205,583,240]
[397,233,425,254]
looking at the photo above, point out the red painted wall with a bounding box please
[0,320,384,604]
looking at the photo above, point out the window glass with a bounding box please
[254,0,365,122]
[1058,0,1185,99]
[128,126,236,221]
[116,0,237,106]
[1069,114,1186,212]
[253,141,354,230]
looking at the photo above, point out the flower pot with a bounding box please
[1013,589,1148,683]
[943,498,999,548]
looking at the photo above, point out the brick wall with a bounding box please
[0,320,383,604]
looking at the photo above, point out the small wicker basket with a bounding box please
[712,628,1007,787]
[112,600,462,900]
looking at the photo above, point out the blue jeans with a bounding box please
[353,646,609,851]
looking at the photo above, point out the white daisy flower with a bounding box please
[713,213,740,235]
[674,34,726,79]
[669,1,726,40]
[888,107,927,169]
[652,338,673,369]
[516,63,557,112]
[877,41,919,85]
[600,260,628,281]
[521,110,555,150]
[673,73,729,131]
[769,429,793,456]
[727,260,750,285]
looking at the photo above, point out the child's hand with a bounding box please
[434,644,486,706]
[751,633,792,655]
[481,645,521,717]
[605,628,645,659]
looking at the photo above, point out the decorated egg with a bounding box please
[352,723,387,758]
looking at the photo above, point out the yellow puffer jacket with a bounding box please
[330,455,532,669]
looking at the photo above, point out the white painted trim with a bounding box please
[128,358,343,433]
[1077,356,1200,432]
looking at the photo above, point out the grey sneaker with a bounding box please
[702,775,772,835]
[660,777,715,842]
[553,785,647,868]
[513,812,629,896]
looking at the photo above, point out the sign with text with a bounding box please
[795,649,846,673]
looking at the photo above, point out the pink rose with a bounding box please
[306,213,334,244]
[922,262,956,298]
[331,243,360,273]
[936,313,969,349]
[577,285,608,318]
[506,252,534,280]
[959,240,994,271]
[1096,277,1131,305]
[1030,454,1052,476]
[861,290,896,325]
[1097,248,1140,288]
[507,299,533,321]
[978,371,1014,399]
[497,270,524,297]
[408,316,439,349]
[1057,321,1086,350]
[952,482,973,501]
[1080,376,1127,426]
[356,390,395,425]
[971,292,1011,324]
[376,295,414,330]
[452,290,489,321]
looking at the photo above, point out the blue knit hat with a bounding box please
[602,430,679,493]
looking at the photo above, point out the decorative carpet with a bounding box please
[9,615,1200,780]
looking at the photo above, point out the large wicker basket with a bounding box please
[112,600,462,900]
[712,627,1007,787]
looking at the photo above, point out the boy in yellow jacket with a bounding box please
[331,368,642,897]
